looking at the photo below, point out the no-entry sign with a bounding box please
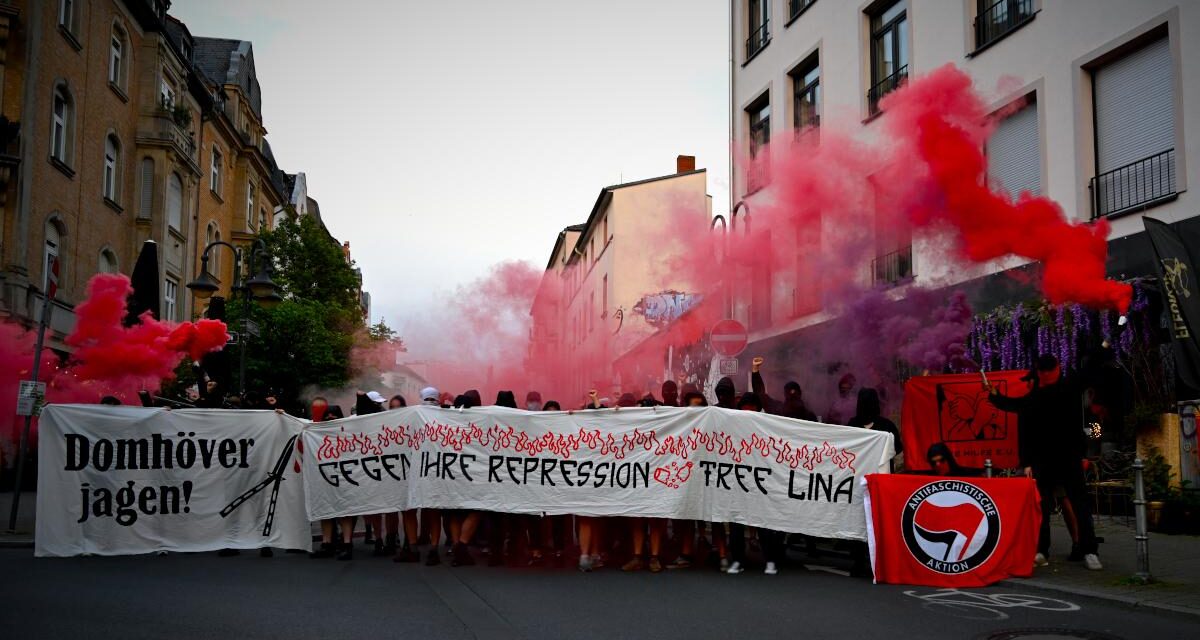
[710,319,748,357]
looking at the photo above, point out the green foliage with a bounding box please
[225,212,366,403]
[367,320,397,343]
[1144,445,1173,501]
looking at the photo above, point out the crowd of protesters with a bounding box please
[115,349,1107,575]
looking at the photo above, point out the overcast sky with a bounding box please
[169,0,731,331]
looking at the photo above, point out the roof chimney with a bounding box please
[676,155,696,173]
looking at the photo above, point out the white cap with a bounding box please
[366,391,386,404]
[420,387,440,403]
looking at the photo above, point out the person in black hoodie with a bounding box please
[988,354,1101,570]
[356,391,400,558]
[847,387,901,577]
[926,442,979,477]
[750,357,817,421]
[725,392,786,576]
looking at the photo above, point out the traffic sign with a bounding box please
[719,357,738,376]
[242,318,261,337]
[226,331,239,345]
[16,380,46,417]
[710,319,748,357]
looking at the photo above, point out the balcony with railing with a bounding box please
[1090,149,1177,219]
[974,0,1035,52]
[872,245,914,286]
[868,65,907,116]
[746,19,770,61]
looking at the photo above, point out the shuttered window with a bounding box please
[987,101,1040,198]
[139,158,155,218]
[167,173,182,231]
[1092,36,1176,217]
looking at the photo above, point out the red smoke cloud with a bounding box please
[881,65,1131,312]
[1,274,228,458]
[393,64,1129,413]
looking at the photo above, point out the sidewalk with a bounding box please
[0,491,35,548]
[1001,517,1200,617]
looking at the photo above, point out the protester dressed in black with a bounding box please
[988,355,1102,570]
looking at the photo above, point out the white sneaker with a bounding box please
[719,557,730,571]
[726,560,744,574]
[764,561,778,575]
[1033,552,1049,567]
[1084,553,1103,571]
[578,554,593,572]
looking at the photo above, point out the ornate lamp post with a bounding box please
[187,238,281,396]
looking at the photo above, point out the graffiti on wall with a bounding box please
[632,291,703,328]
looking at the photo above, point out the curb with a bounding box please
[0,539,34,549]
[998,577,1200,620]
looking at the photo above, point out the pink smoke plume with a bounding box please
[393,63,1129,413]
[1,274,228,457]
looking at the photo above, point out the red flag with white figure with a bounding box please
[864,474,1041,587]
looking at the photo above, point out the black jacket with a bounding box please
[751,371,817,421]
[989,378,1087,469]
[848,415,903,455]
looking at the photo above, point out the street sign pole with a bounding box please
[7,289,53,531]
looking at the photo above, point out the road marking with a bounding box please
[803,564,850,576]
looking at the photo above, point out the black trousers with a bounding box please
[1035,462,1097,555]
[729,524,785,564]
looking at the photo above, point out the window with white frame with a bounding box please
[791,55,821,132]
[259,207,267,232]
[160,76,176,110]
[103,135,120,201]
[164,278,179,321]
[44,220,63,293]
[209,146,222,195]
[99,249,119,274]
[245,182,255,230]
[109,28,126,88]
[51,87,72,164]
[167,172,183,231]
[747,95,771,191]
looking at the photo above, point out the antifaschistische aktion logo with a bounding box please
[901,480,1002,574]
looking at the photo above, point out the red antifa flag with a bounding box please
[865,474,1040,587]
[902,371,1029,471]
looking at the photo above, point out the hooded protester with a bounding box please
[846,387,901,577]
[826,373,858,425]
[726,392,784,576]
[525,391,543,412]
[661,381,679,407]
[988,354,1101,571]
[617,392,638,408]
[714,377,737,409]
[464,389,483,408]
[356,390,386,416]
[750,357,817,421]
[495,390,518,408]
[452,390,518,567]
[420,387,441,406]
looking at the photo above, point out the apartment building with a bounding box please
[729,0,1198,354]
[531,157,712,403]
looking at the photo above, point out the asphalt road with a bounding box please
[2,548,1196,639]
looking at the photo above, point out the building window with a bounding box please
[167,173,183,231]
[99,249,119,274]
[51,87,73,165]
[58,0,79,38]
[867,1,908,116]
[791,56,820,132]
[747,96,771,191]
[209,146,223,195]
[245,182,255,230]
[589,291,595,333]
[602,274,608,319]
[975,0,1035,51]
[986,99,1040,198]
[103,135,120,202]
[206,222,222,272]
[160,77,176,110]
[1090,36,1177,219]
[138,158,155,219]
[44,221,63,293]
[109,28,126,88]
[259,207,267,232]
[793,224,821,316]
[789,0,817,22]
[164,278,179,321]
[746,0,770,60]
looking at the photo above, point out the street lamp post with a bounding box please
[187,238,281,397]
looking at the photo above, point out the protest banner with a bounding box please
[901,371,1029,471]
[35,405,310,557]
[863,474,1041,587]
[303,405,895,539]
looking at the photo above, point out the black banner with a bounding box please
[1144,217,1200,399]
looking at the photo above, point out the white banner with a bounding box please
[304,406,894,539]
[36,405,310,557]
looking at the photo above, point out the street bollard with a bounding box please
[1132,457,1153,583]
[984,458,993,478]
